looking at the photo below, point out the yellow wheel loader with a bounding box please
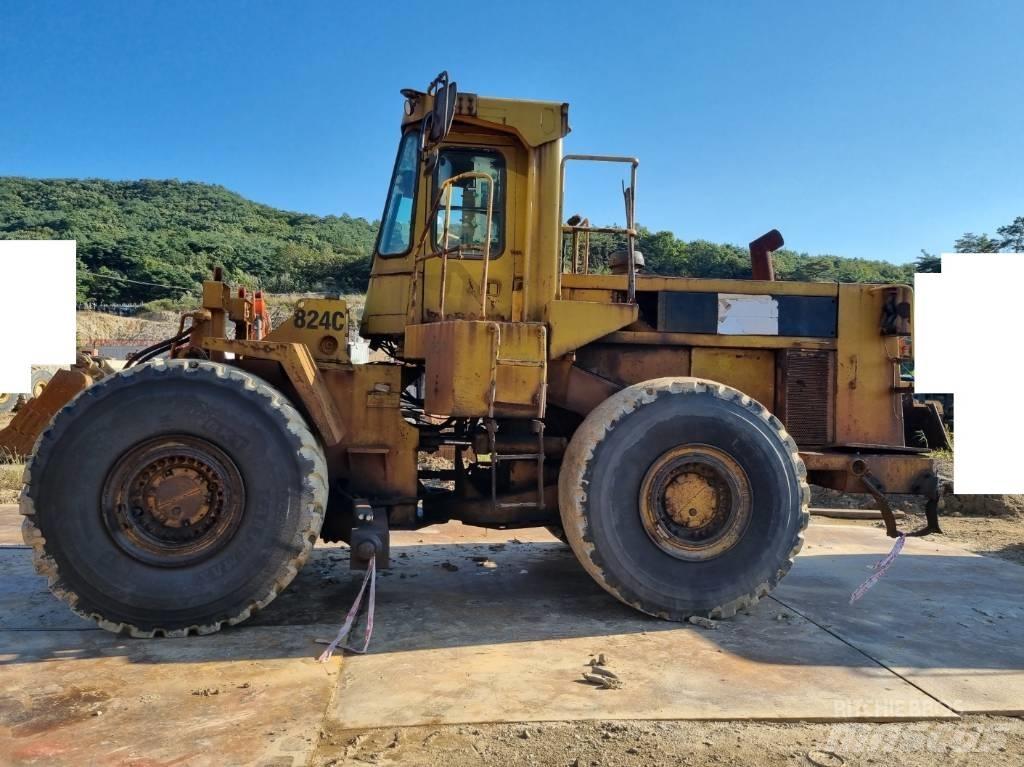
[20,73,942,637]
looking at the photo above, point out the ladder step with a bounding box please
[495,358,545,367]
[497,501,544,510]
[495,453,543,461]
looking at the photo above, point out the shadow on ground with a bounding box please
[2,532,1022,678]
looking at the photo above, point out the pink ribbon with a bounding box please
[318,558,376,661]
[849,533,906,604]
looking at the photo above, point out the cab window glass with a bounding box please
[432,149,505,257]
[377,131,419,257]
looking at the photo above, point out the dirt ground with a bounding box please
[75,309,181,345]
[314,717,1024,767]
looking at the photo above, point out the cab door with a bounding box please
[421,133,525,322]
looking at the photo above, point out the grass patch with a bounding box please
[0,462,23,505]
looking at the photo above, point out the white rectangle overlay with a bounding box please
[0,240,77,393]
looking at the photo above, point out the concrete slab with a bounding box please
[775,524,1024,715]
[0,503,24,546]
[0,548,95,630]
[8,503,1020,745]
[324,532,954,728]
[0,627,340,766]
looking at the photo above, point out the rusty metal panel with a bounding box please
[575,343,690,387]
[601,330,835,351]
[546,358,621,415]
[0,368,93,458]
[779,349,835,447]
[802,450,937,495]
[410,321,546,417]
[690,348,775,411]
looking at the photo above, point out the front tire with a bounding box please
[558,377,808,620]
[20,359,328,637]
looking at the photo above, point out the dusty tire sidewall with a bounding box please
[27,361,321,631]
[560,381,805,618]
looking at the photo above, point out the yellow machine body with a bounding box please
[177,76,935,542]
[16,73,946,640]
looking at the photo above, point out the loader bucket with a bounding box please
[0,368,94,460]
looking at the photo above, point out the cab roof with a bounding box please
[402,90,570,148]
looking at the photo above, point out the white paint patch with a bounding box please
[717,293,779,335]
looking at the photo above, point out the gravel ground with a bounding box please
[314,717,1024,767]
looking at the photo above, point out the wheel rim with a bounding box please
[0,393,10,406]
[102,436,245,567]
[639,444,752,562]
[32,379,47,398]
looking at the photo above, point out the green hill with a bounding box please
[0,178,378,302]
[0,177,915,304]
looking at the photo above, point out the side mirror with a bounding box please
[424,71,457,149]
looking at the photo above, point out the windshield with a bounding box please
[376,131,420,256]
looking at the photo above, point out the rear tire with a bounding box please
[20,359,328,637]
[558,377,808,620]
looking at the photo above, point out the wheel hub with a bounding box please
[639,444,752,562]
[102,436,245,567]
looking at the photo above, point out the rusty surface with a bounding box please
[748,229,784,281]
[101,435,246,567]
[405,321,547,417]
[546,359,620,415]
[0,368,94,459]
[801,450,938,496]
[575,343,690,387]
[601,329,835,351]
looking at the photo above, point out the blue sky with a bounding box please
[2,1,1021,263]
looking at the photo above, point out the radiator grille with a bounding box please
[782,350,835,446]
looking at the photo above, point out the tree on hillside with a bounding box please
[0,178,379,303]
[996,216,1024,252]
[954,232,1002,253]
[914,250,942,273]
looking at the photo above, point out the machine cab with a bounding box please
[361,73,570,337]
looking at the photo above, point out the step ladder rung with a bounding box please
[495,453,543,461]
[495,358,545,367]
[497,501,543,510]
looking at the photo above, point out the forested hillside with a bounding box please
[0,178,376,302]
[0,177,933,304]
